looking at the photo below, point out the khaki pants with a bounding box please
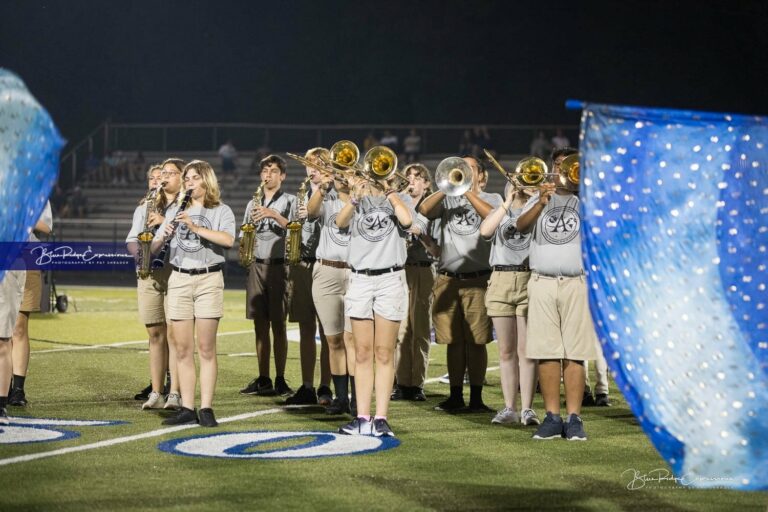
[585,339,610,395]
[396,265,434,387]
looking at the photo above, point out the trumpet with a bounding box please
[239,182,264,267]
[434,157,473,196]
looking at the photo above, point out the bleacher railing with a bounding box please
[60,121,578,186]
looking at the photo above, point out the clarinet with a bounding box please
[152,189,193,269]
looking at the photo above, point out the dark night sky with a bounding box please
[1,0,767,143]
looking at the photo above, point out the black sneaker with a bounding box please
[434,396,466,412]
[372,418,395,437]
[134,382,152,401]
[564,414,588,441]
[274,376,293,397]
[162,407,198,425]
[582,387,596,407]
[325,398,351,415]
[338,416,372,435]
[285,385,317,405]
[198,408,218,427]
[240,376,274,396]
[317,385,333,406]
[595,393,611,407]
[390,386,404,401]
[8,387,27,406]
[0,406,8,425]
[466,402,494,413]
[532,412,565,440]
[412,387,426,401]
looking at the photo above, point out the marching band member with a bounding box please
[239,155,296,398]
[126,161,184,410]
[419,155,501,413]
[152,160,235,426]
[336,170,412,437]
[391,164,440,402]
[286,147,333,406]
[8,200,52,407]
[0,270,25,424]
[479,182,540,426]
[516,147,597,441]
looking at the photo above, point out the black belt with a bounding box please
[438,269,491,279]
[351,266,403,276]
[534,271,584,279]
[406,261,433,267]
[254,258,285,265]
[493,265,530,272]
[172,264,223,275]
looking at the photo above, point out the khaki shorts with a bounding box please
[20,270,42,312]
[312,263,349,336]
[246,262,288,321]
[1,271,26,338]
[431,273,492,345]
[485,270,531,317]
[344,270,408,322]
[288,260,317,323]
[167,270,225,320]
[137,266,171,325]
[526,273,598,360]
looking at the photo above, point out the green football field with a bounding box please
[1,285,765,511]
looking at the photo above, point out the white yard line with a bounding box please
[32,329,255,354]
[0,406,297,467]
[424,366,499,384]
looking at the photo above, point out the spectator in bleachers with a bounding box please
[472,126,493,158]
[551,128,570,149]
[84,153,101,184]
[380,130,399,153]
[403,129,422,163]
[363,131,379,152]
[218,140,238,174]
[60,186,88,219]
[530,131,552,159]
[459,129,473,155]
[129,151,146,183]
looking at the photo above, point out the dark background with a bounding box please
[2,0,767,144]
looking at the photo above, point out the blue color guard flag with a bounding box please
[0,69,64,283]
[572,100,767,490]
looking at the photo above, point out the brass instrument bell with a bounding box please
[434,157,473,196]
[363,146,398,181]
[329,140,361,171]
[558,153,580,190]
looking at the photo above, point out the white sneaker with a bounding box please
[491,407,521,425]
[164,393,181,410]
[521,408,541,426]
[142,391,165,410]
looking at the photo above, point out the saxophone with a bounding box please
[137,186,161,279]
[285,177,311,266]
[239,182,264,267]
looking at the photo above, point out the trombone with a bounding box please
[285,151,349,187]
[483,149,564,189]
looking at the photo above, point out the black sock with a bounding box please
[469,385,483,405]
[449,385,463,401]
[332,374,349,402]
[0,396,7,409]
[350,376,356,403]
[12,375,25,390]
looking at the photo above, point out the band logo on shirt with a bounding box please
[541,205,580,245]
[448,206,480,236]
[177,215,212,252]
[500,218,530,250]
[357,207,395,242]
[328,213,350,247]
[255,218,286,241]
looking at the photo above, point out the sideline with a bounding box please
[0,406,301,467]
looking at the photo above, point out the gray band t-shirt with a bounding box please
[240,191,296,260]
[438,191,502,273]
[28,201,53,243]
[315,190,350,262]
[156,203,236,269]
[348,195,407,271]
[518,192,583,276]
[489,207,530,267]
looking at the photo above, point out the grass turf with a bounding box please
[1,285,765,511]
